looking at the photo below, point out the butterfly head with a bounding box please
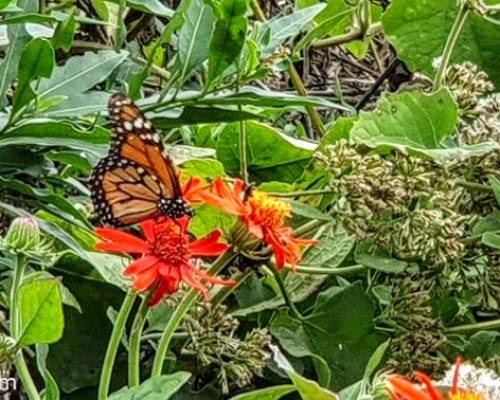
[158,197,194,219]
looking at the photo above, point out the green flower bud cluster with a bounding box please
[181,302,271,394]
[315,140,465,266]
[383,275,448,377]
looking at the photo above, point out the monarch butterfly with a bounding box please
[90,93,193,226]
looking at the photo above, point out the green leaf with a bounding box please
[271,346,338,400]
[175,0,216,81]
[42,91,109,117]
[271,284,387,389]
[0,1,34,106]
[36,345,60,400]
[190,203,237,238]
[463,331,500,361]
[363,340,389,379]
[12,38,54,114]
[18,278,64,346]
[180,158,225,178]
[207,0,248,86]
[83,252,130,291]
[289,200,333,221]
[119,0,174,17]
[351,89,458,151]
[216,121,315,183]
[109,372,191,399]
[229,385,296,400]
[0,122,110,157]
[0,12,107,26]
[37,50,127,99]
[382,0,500,88]
[261,4,326,56]
[489,176,500,207]
[482,232,500,250]
[354,248,408,274]
[52,10,76,51]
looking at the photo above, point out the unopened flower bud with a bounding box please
[3,217,41,252]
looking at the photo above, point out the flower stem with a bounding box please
[128,293,151,387]
[239,118,249,184]
[296,264,367,275]
[447,318,500,334]
[250,0,326,137]
[433,0,470,91]
[151,248,237,377]
[267,263,303,320]
[98,290,137,400]
[210,270,251,309]
[10,255,40,400]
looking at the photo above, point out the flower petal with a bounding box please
[132,264,159,292]
[124,255,158,277]
[387,376,433,400]
[181,265,209,300]
[95,228,148,254]
[189,230,229,256]
[415,372,443,400]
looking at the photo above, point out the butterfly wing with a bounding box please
[90,93,192,226]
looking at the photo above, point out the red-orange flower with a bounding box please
[95,217,234,306]
[387,358,485,400]
[181,176,206,204]
[201,178,315,269]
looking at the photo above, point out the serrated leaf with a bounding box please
[382,0,500,88]
[351,89,458,151]
[18,279,64,346]
[37,50,127,99]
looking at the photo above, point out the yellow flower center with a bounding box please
[449,390,486,400]
[248,191,292,228]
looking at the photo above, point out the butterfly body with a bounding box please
[90,93,192,226]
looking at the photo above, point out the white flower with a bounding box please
[437,362,500,400]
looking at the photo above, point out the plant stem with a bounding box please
[98,291,137,400]
[128,293,151,387]
[267,189,335,198]
[432,0,470,91]
[447,318,500,334]
[150,248,237,377]
[210,270,251,309]
[10,255,40,400]
[239,118,249,183]
[250,0,326,137]
[456,179,492,192]
[267,263,303,320]
[311,23,382,48]
[296,264,367,275]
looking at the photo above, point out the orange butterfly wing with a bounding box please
[90,93,192,226]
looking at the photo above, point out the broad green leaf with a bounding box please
[261,4,326,56]
[382,0,500,87]
[351,89,458,151]
[0,122,110,157]
[18,278,64,346]
[0,12,107,26]
[319,117,355,149]
[270,346,338,400]
[271,285,387,389]
[489,176,500,207]
[83,252,130,291]
[216,121,315,183]
[0,0,36,106]
[12,38,54,114]
[0,0,17,11]
[109,372,191,399]
[175,0,216,81]
[207,0,248,86]
[37,50,127,99]
[354,246,408,274]
[42,91,109,117]
[363,340,389,379]
[482,232,500,250]
[52,10,76,51]
[289,200,333,221]
[230,385,296,400]
[180,158,225,178]
[463,331,500,361]
[190,203,237,238]
[36,345,60,400]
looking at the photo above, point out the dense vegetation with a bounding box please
[0,0,500,399]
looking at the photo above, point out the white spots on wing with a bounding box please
[133,117,143,128]
[116,127,124,134]
[123,121,133,131]
[137,167,145,174]
[144,120,152,129]
[152,133,161,143]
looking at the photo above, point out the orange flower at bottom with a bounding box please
[200,179,316,269]
[387,358,485,400]
[95,217,234,306]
